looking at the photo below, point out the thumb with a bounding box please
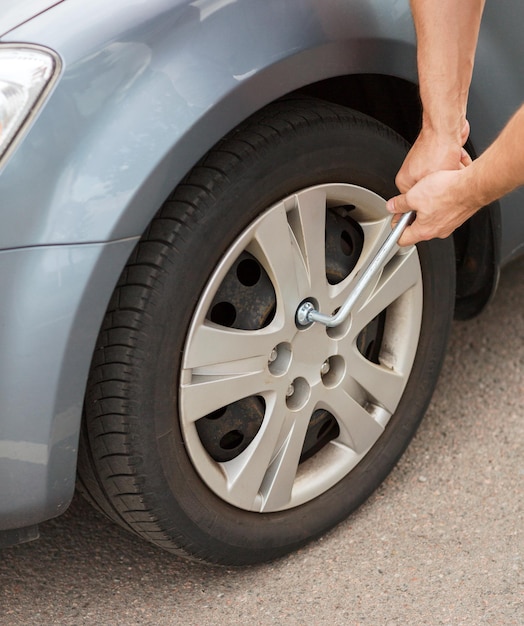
[386,193,410,215]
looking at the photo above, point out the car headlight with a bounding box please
[0,45,61,167]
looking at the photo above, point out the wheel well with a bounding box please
[295,74,499,318]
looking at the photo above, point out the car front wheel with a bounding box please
[78,99,455,565]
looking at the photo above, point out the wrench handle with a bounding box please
[297,210,415,328]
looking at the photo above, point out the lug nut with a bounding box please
[286,384,295,397]
[268,348,278,363]
[320,359,331,376]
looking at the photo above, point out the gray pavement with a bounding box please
[1,256,523,626]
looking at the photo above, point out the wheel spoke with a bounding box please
[320,386,384,453]
[347,348,405,413]
[349,219,391,278]
[257,405,313,511]
[183,322,279,370]
[180,362,269,423]
[248,203,313,316]
[292,188,329,289]
[220,399,294,510]
[351,247,420,335]
[247,197,326,321]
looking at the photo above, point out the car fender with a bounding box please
[0,0,417,249]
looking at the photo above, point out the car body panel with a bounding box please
[0,0,417,250]
[0,237,138,530]
[0,0,522,535]
[0,0,64,37]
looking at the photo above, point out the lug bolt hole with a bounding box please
[268,342,292,375]
[286,377,310,410]
[321,355,345,388]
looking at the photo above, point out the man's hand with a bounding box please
[387,169,478,247]
[395,121,472,193]
[390,104,524,247]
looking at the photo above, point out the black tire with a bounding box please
[77,98,455,565]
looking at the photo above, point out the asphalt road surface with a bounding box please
[1,256,523,626]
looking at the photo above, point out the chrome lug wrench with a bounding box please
[296,210,415,328]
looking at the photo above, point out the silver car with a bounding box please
[1,0,522,565]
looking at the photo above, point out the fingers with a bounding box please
[397,224,420,247]
[460,119,470,145]
[397,217,435,247]
[395,169,413,194]
[460,147,472,167]
[386,194,416,246]
[386,194,410,215]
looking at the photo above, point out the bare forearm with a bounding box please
[462,104,524,207]
[411,0,485,140]
[396,0,485,192]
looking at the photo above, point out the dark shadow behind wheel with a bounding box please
[77,98,455,565]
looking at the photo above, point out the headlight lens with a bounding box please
[0,45,60,165]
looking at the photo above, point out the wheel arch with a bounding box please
[2,0,420,249]
[1,0,502,314]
